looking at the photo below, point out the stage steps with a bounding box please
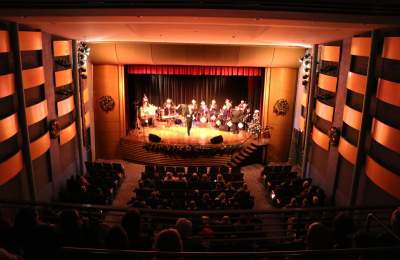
[119,138,234,167]
[227,142,263,168]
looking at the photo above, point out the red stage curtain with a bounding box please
[128,65,262,77]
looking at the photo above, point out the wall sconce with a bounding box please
[329,126,340,146]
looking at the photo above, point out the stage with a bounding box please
[119,123,268,166]
[129,123,251,146]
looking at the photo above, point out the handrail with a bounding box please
[61,246,400,257]
[0,199,397,216]
[366,212,400,242]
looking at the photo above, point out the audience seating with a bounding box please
[60,161,125,205]
[129,164,254,210]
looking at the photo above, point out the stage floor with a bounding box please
[128,124,251,146]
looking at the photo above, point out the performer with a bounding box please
[238,100,247,111]
[199,100,208,123]
[139,94,156,127]
[163,98,175,116]
[186,101,196,136]
[209,99,218,116]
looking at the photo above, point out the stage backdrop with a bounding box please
[126,65,264,128]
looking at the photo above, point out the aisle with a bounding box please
[241,164,273,210]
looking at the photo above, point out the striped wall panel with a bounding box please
[53,40,71,57]
[343,105,362,130]
[0,113,19,143]
[382,37,400,61]
[312,126,330,151]
[350,37,371,57]
[22,66,45,89]
[0,30,10,53]
[0,151,24,185]
[26,99,48,126]
[59,122,76,145]
[347,72,367,95]
[321,46,340,62]
[338,137,357,164]
[377,79,400,107]
[18,31,42,51]
[318,73,337,92]
[57,95,75,117]
[371,119,400,154]
[0,73,15,99]
[55,69,73,88]
[315,100,334,122]
[30,132,51,161]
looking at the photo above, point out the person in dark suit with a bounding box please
[186,101,195,136]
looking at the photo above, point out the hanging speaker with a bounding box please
[148,134,161,143]
[210,135,223,144]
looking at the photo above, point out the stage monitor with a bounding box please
[149,133,161,143]
[210,135,223,144]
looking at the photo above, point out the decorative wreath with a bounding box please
[273,98,289,116]
[49,120,61,138]
[99,95,115,112]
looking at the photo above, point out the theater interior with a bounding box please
[0,1,399,259]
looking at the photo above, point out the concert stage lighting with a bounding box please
[200,117,207,123]
[238,122,244,129]
[227,121,233,127]
[210,115,216,121]
[216,120,221,126]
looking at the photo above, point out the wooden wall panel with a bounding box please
[0,151,24,185]
[338,137,357,164]
[53,40,71,57]
[365,156,400,199]
[84,112,90,129]
[83,88,89,104]
[57,95,75,117]
[59,122,76,145]
[18,31,42,51]
[343,105,362,130]
[315,100,334,122]
[0,30,10,53]
[382,37,400,61]
[318,73,337,92]
[346,72,367,95]
[312,126,330,151]
[26,99,48,126]
[351,37,371,57]
[0,73,15,98]
[301,92,308,107]
[299,116,305,132]
[377,79,400,107]
[30,132,50,161]
[321,46,340,62]
[22,66,45,89]
[55,69,72,88]
[266,68,298,162]
[0,113,19,143]
[371,119,400,153]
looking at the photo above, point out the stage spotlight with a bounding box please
[216,120,221,126]
[227,121,233,127]
[299,57,304,63]
[238,122,244,129]
[271,191,276,199]
[304,53,311,58]
[302,80,308,86]
[304,67,310,73]
[210,115,216,121]
[145,119,148,124]
[302,74,309,79]
[200,117,207,123]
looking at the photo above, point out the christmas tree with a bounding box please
[248,110,262,137]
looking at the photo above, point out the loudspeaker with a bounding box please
[149,133,161,143]
[210,135,223,144]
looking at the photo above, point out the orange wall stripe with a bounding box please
[346,72,367,95]
[382,37,400,61]
[83,87,89,104]
[301,92,308,107]
[377,78,400,107]
[59,122,76,145]
[55,69,73,88]
[371,119,400,154]
[299,116,305,132]
[0,30,10,53]
[30,132,50,161]
[312,126,329,151]
[18,31,42,51]
[53,40,71,57]
[0,113,19,143]
[343,105,362,130]
[26,99,48,126]
[318,73,337,93]
[315,100,334,122]
[57,95,75,117]
[320,46,340,62]
[0,73,15,99]
[350,37,371,57]
[338,137,357,164]
[365,156,400,199]
[22,66,45,89]
[0,151,23,186]
[84,112,91,129]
